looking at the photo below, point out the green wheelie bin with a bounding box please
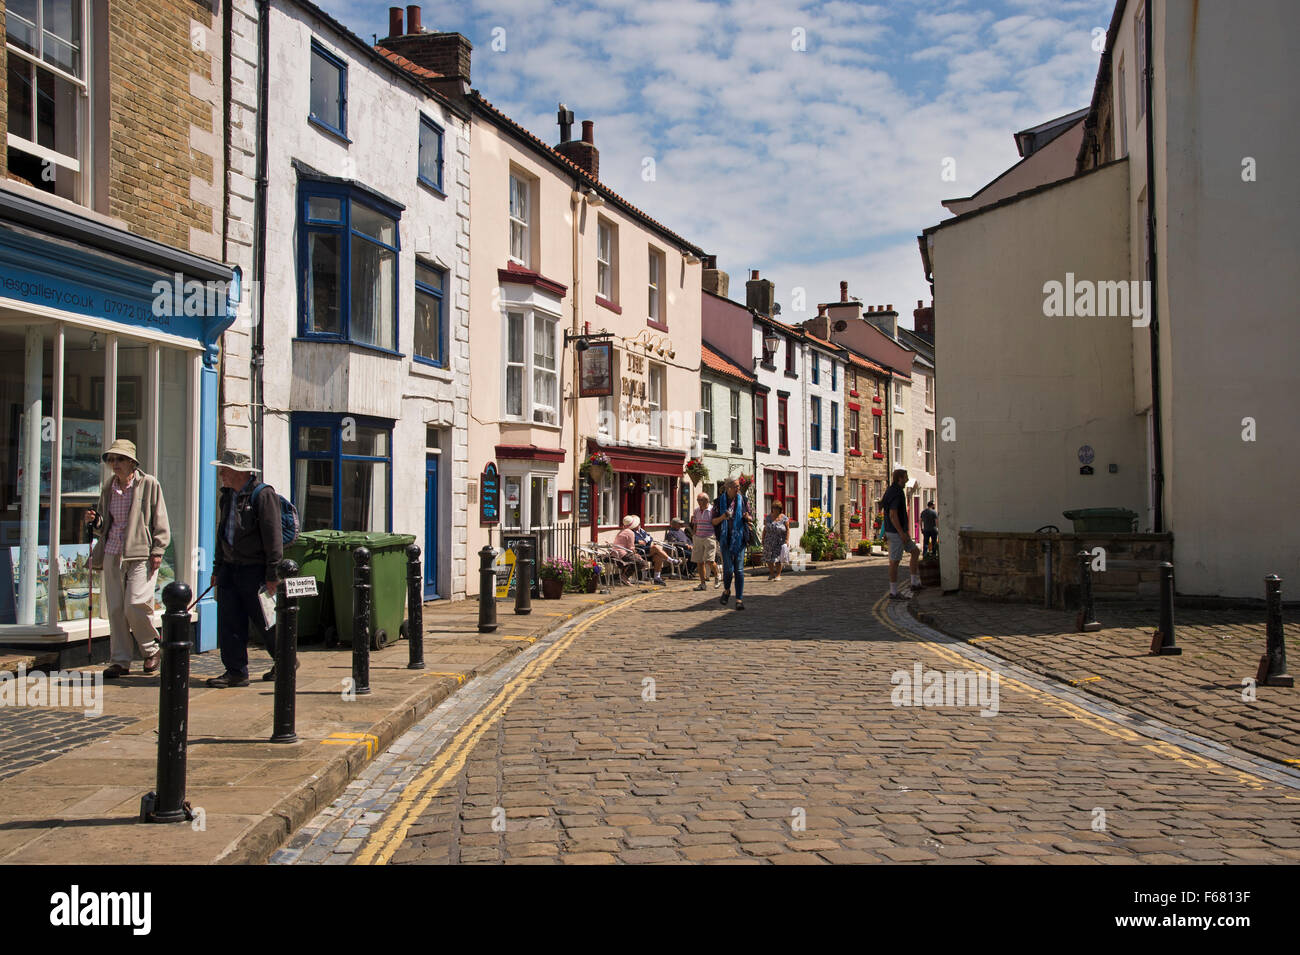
[323,531,415,651]
[282,531,333,643]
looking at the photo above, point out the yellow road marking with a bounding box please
[322,732,379,760]
[871,595,1282,791]
[1067,676,1103,686]
[355,593,653,865]
[423,671,468,685]
[498,635,538,643]
[968,636,995,644]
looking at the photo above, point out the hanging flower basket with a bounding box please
[581,451,612,484]
[684,457,709,485]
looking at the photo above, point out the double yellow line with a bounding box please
[354,592,652,865]
[871,595,1287,793]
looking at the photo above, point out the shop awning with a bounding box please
[589,441,685,477]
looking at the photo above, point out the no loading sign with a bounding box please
[1078,445,1095,465]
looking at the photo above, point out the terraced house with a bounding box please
[0,0,236,658]
[223,0,472,602]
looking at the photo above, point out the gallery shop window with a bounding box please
[1,323,195,627]
[308,39,347,138]
[413,261,445,368]
[5,0,91,204]
[292,414,392,533]
[418,115,444,192]
[298,182,401,351]
[504,310,559,425]
[597,218,617,303]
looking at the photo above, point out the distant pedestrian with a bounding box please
[882,468,921,599]
[712,477,753,610]
[208,448,282,688]
[86,439,170,678]
[762,501,790,581]
[690,492,719,590]
[921,501,938,558]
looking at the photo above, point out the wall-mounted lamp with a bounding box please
[89,332,100,352]
[564,329,613,353]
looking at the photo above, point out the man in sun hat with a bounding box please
[85,438,170,678]
[207,446,282,688]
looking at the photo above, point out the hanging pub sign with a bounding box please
[480,462,500,525]
[579,340,614,397]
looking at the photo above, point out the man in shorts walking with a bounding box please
[690,491,719,590]
[881,468,921,599]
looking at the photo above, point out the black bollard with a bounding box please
[141,581,194,823]
[1255,575,1293,686]
[1149,561,1182,656]
[1076,550,1100,633]
[270,559,299,743]
[352,546,372,695]
[478,545,498,633]
[514,540,533,616]
[406,543,425,670]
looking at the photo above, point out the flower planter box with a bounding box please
[919,562,941,587]
[540,577,565,599]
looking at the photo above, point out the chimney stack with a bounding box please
[745,270,775,317]
[840,280,848,303]
[913,299,935,340]
[555,116,599,178]
[701,255,729,299]
[380,7,472,84]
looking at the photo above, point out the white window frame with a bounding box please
[502,307,560,426]
[648,362,665,445]
[1135,3,1147,123]
[597,471,618,527]
[925,429,935,475]
[509,172,531,267]
[893,429,904,466]
[5,0,92,203]
[924,372,934,411]
[647,248,664,324]
[597,219,615,301]
[729,389,740,448]
[701,381,713,443]
[645,475,670,526]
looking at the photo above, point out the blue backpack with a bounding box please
[253,482,300,547]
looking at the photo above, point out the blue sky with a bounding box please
[317,0,1114,327]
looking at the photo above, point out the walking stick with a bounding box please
[85,512,95,662]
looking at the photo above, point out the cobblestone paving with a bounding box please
[282,563,1300,865]
[0,709,136,782]
[910,590,1300,768]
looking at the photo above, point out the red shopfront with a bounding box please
[587,439,685,540]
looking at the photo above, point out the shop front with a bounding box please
[587,438,685,539]
[0,190,235,659]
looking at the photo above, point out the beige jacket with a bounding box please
[89,469,171,568]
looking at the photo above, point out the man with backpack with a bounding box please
[208,447,284,688]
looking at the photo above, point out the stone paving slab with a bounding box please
[909,589,1299,768]
[0,581,687,865]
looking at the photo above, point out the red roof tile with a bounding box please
[374,46,443,80]
[701,344,755,384]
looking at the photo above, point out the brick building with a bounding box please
[0,0,236,655]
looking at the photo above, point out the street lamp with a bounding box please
[761,327,780,363]
[564,329,613,352]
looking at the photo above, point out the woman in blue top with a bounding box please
[711,476,753,610]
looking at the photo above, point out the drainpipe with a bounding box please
[570,182,583,539]
[252,0,271,472]
[1144,0,1164,534]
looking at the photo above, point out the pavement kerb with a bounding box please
[906,597,1298,773]
[215,581,695,865]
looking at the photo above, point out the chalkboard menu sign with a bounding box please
[502,533,541,598]
[480,463,500,525]
[577,479,592,525]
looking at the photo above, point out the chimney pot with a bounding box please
[917,299,923,308]
[817,304,827,317]
[581,120,594,144]
[406,5,422,33]
[750,270,760,280]
[887,304,893,311]
[388,6,404,37]
[840,280,848,303]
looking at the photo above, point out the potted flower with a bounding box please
[920,552,941,587]
[580,451,612,484]
[684,457,709,485]
[538,557,572,599]
[855,539,873,556]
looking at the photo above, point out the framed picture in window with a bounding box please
[578,341,613,397]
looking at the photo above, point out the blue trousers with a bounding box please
[721,547,745,599]
[216,563,271,678]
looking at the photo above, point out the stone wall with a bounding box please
[959,530,1173,605]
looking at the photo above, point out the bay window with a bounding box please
[503,309,559,425]
[298,182,400,351]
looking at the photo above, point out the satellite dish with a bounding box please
[833,320,847,332]
[772,303,782,315]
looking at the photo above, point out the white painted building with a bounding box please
[746,272,806,529]
[802,333,842,525]
[223,0,471,600]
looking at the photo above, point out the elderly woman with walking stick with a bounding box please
[85,439,171,678]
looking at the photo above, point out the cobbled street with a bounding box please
[276,562,1300,865]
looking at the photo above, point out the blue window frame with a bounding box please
[831,401,839,453]
[812,354,819,384]
[831,360,837,391]
[810,396,821,451]
[298,179,402,352]
[418,115,445,192]
[309,40,347,138]
[291,413,393,532]
[413,261,446,367]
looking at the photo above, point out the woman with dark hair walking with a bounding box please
[712,476,753,610]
